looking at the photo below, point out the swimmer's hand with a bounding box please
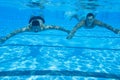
[67,30,70,34]
[66,34,74,39]
[113,29,120,34]
[118,31,120,34]
[0,38,6,44]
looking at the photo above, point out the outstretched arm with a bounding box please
[66,20,85,39]
[95,20,120,34]
[45,25,70,34]
[0,27,29,44]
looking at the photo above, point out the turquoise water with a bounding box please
[0,0,120,80]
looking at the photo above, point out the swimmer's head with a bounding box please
[29,16,45,32]
[86,13,95,23]
[29,16,45,24]
[86,13,95,18]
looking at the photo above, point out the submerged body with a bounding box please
[67,13,120,39]
[0,16,70,43]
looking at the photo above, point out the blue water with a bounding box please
[0,0,120,80]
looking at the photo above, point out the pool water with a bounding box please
[0,0,120,80]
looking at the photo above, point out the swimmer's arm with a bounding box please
[0,27,29,44]
[66,20,84,39]
[95,20,120,34]
[44,25,70,34]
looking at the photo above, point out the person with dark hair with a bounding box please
[0,16,70,44]
[67,13,120,39]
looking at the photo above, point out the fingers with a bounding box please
[67,30,70,34]
[113,29,120,34]
[66,35,72,39]
[118,31,120,34]
[0,38,6,44]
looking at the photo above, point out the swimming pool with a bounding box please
[0,0,120,80]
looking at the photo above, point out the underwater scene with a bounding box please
[0,0,120,80]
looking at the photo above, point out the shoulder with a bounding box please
[21,26,30,31]
[94,19,106,26]
[80,20,85,23]
[45,25,52,28]
[45,25,59,28]
[76,20,85,27]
